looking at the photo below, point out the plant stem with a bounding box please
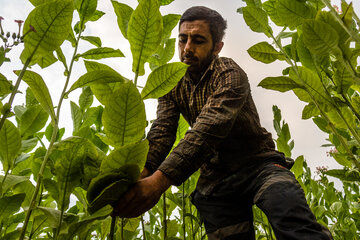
[182,183,186,240]
[109,216,116,240]
[163,192,167,239]
[19,21,84,240]
[121,218,124,240]
[0,58,31,131]
[141,215,147,240]
[321,0,360,45]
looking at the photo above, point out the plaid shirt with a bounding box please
[146,57,281,195]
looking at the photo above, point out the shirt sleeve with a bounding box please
[158,67,250,185]
[145,93,180,173]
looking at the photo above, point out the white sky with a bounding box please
[2,0,357,175]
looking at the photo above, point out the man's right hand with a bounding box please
[140,167,151,179]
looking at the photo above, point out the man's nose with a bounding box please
[184,40,193,53]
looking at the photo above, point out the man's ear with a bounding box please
[213,41,224,56]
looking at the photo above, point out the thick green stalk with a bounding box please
[141,215,147,240]
[0,58,31,131]
[19,21,84,240]
[109,216,116,240]
[182,183,186,240]
[163,192,167,239]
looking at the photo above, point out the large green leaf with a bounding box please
[0,73,13,97]
[70,101,82,133]
[302,102,320,119]
[325,169,360,182]
[0,175,29,195]
[68,70,124,93]
[79,86,94,111]
[101,140,149,173]
[242,6,271,37]
[128,0,163,76]
[20,0,74,64]
[0,193,25,222]
[141,62,188,99]
[102,82,146,147]
[18,104,49,138]
[0,120,21,172]
[333,61,354,93]
[36,51,58,68]
[263,0,285,26]
[162,14,181,39]
[327,107,356,130]
[302,19,340,56]
[291,155,304,179]
[276,0,314,28]
[289,67,329,104]
[258,76,303,92]
[50,137,99,209]
[80,36,102,47]
[76,47,124,61]
[15,70,55,121]
[247,42,285,63]
[75,0,97,23]
[111,1,133,39]
[296,35,316,71]
[149,38,176,69]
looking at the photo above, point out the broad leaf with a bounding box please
[149,38,176,69]
[111,1,133,39]
[0,175,29,195]
[325,169,360,182]
[128,0,163,76]
[276,0,314,28]
[36,51,58,68]
[80,36,102,47]
[79,86,94,111]
[247,42,285,63]
[0,193,25,222]
[258,76,303,92]
[76,47,124,60]
[242,6,271,37]
[327,107,356,130]
[19,104,49,138]
[15,70,55,121]
[160,0,175,5]
[75,0,97,23]
[263,0,284,26]
[101,140,149,173]
[302,102,320,119]
[162,14,181,39]
[141,62,188,99]
[71,101,82,133]
[0,73,13,97]
[68,70,124,93]
[296,35,316,71]
[291,155,304,179]
[102,82,146,147]
[50,137,99,209]
[0,120,22,172]
[20,0,74,64]
[302,19,340,56]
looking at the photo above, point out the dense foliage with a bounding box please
[0,0,359,239]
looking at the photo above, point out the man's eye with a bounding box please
[179,37,187,43]
[194,39,205,44]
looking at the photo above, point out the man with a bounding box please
[114,6,333,240]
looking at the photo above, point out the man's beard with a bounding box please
[183,49,215,74]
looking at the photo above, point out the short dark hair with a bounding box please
[179,6,227,44]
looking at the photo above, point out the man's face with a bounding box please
[178,20,222,74]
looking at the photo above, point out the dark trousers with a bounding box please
[191,163,333,240]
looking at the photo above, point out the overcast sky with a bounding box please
[2,0,357,174]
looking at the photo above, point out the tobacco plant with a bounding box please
[238,0,360,238]
[0,0,188,239]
